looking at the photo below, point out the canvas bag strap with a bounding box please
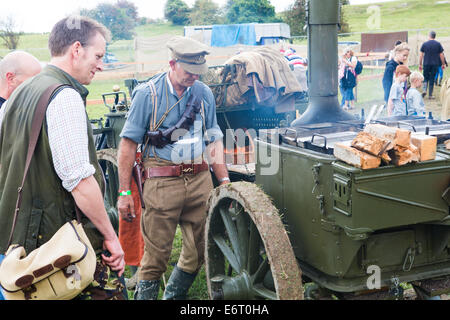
[6,84,82,248]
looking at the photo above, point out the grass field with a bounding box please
[2,0,450,300]
[289,0,450,45]
[123,227,209,300]
[344,0,450,36]
[135,23,184,37]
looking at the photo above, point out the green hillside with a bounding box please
[2,0,449,57]
[0,23,184,60]
[344,0,450,35]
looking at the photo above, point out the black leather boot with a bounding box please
[163,266,197,300]
[134,279,160,300]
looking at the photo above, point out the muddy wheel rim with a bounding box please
[206,181,303,300]
[96,148,119,232]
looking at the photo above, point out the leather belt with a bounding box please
[143,162,209,179]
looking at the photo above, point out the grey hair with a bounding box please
[168,49,177,63]
[48,15,111,57]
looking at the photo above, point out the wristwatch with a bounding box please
[219,177,230,183]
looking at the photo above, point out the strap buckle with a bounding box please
[181,165,194,175]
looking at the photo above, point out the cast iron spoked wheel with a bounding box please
[205,181,303,300]
[96,148,120,233]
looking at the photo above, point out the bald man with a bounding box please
[0,51,42,108]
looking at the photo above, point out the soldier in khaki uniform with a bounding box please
[117,36,229,300]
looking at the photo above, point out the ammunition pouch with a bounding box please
[145,82,202,149]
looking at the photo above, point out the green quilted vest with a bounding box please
[0,65,105,254]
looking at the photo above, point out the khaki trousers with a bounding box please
[139,158,213,281]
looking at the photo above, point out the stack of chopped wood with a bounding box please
[334,124,437,169]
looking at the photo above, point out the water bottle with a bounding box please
[0,254,5,300]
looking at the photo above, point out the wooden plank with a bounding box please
[360,65,385,69]
[364,124,411,148]
[411,134,437,161]
[351,132,391,156]
[334,142,381,169]
[358,74,383,81]
[408,143,420,163]
[380,152,392,164]
[389,145,414,166]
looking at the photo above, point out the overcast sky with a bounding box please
[1,0,396,33]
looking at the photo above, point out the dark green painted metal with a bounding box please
[309,0,340,25]
[96,149,120,233]
[91,90,129,234]
[255,139,450,293]
[104,112,127,149]
[207,199,279,299]
[292,0,353,126]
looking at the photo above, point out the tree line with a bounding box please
[1,0,350,49]
[165,0,350,35]
[165,0,279,26]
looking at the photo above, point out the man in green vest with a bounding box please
[0,16,126,300]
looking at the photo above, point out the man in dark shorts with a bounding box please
[419,31,446,99]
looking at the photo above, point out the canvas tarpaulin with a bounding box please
[211,24,257,47]
[221,47,305,113]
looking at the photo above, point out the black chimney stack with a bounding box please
[292,0,354,126]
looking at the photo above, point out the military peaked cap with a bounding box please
[167,36,210,75]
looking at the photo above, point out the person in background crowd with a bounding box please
[419,31,446,99]
[387,40,403,61]
[0,51,41,301]
[406,71,426,116]
[388,65,411,116]
[434,53,448,87]
[382,42,410,105]
[339,47,358,110]
[0,51,42,108]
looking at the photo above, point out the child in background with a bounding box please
[406,71,426,116]
[382,42,410,104]
[388,65,411,116]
